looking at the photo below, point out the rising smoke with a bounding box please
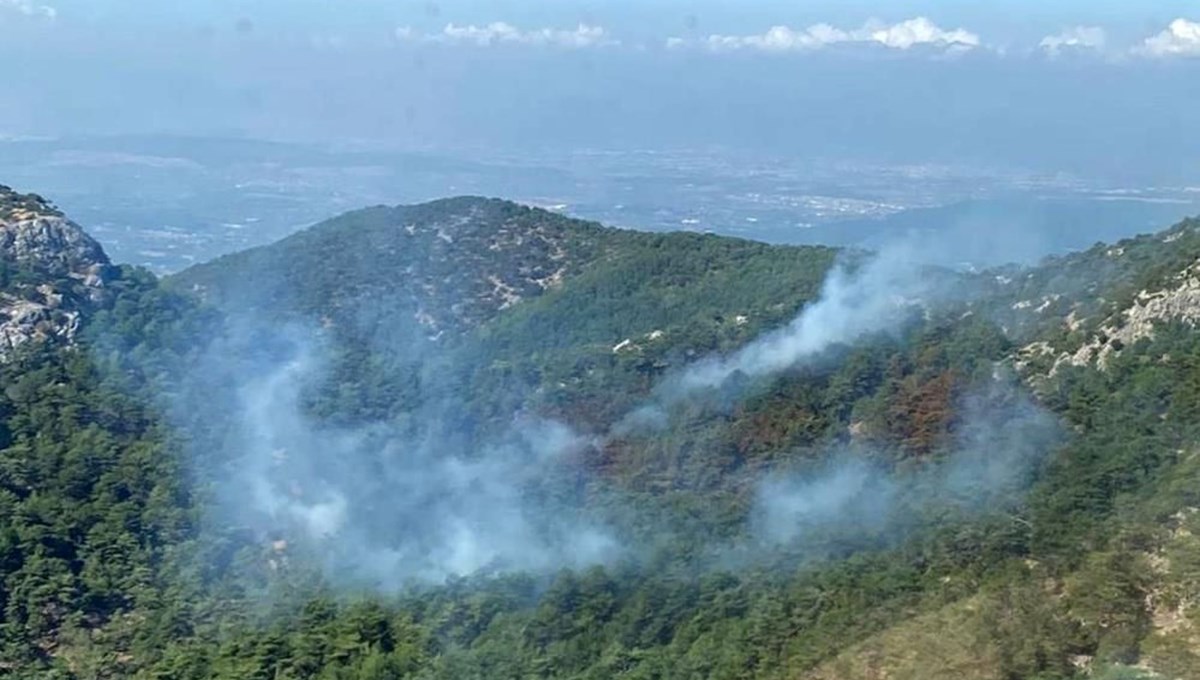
[752,380,1060,550]
[620,243,945,432]
[164,239,1056,588]
[674,247,928,393]
[176,321,616,589]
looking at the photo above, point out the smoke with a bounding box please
[620,243,940,432]
[753,380,1060,549]
[181,321,616,588]
[753,458,895,546]
[674,248,925,390]
[155,235,1058,590]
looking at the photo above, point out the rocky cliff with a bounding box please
[0,185,113,358]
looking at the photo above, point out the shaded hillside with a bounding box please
[171,197,618,337]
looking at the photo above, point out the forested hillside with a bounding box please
[2,190,1200,679]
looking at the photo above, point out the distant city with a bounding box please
[3,135,1197,273]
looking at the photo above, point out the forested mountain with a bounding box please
[2,187,1200,679]
[172,197,839,427]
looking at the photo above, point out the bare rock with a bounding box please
[0,185,113,359]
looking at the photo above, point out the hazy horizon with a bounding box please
[3,1,1200,183]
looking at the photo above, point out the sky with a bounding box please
[3,1,1200,180]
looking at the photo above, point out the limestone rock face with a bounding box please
[0,185,113,358]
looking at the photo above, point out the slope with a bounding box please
[5,185,1200,678]
[156,206,1200,679]
[171,197,619,337]
[795,217,1200,680]
[170,196,840,427]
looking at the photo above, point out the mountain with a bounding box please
[996,217,1200,360]
[3,190,1200,679]
[173,196,837,340]
[172,196,838,425]
[0,186,113,357]
[173,197,613,336]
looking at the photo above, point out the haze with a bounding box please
[3,0,1199,182]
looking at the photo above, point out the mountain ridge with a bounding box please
[171,196,620,338]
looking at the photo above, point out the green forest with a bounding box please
[3,191,1200,679]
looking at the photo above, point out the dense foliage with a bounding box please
[2,199,1200,679]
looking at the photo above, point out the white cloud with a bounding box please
[440,22,524,46]
[1039,26,1107,56]
[398,22,617,49]
[1137,18,1200,58]
[866,17,980,50]
[0,0,56,20]
[699,17,980,53]
[704,23,848,52]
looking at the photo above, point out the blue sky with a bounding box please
[3,1,1199,181]
[21,0,1200,45]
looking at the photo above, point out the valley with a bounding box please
[2,183,1200,678]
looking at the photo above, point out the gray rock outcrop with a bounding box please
[0,185,113,358]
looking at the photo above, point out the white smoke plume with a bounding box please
[161,234,1056,590]
[753,380,1060,548]
[186,324,617,588]
[678,249,927,392]
[618,244,936,433]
